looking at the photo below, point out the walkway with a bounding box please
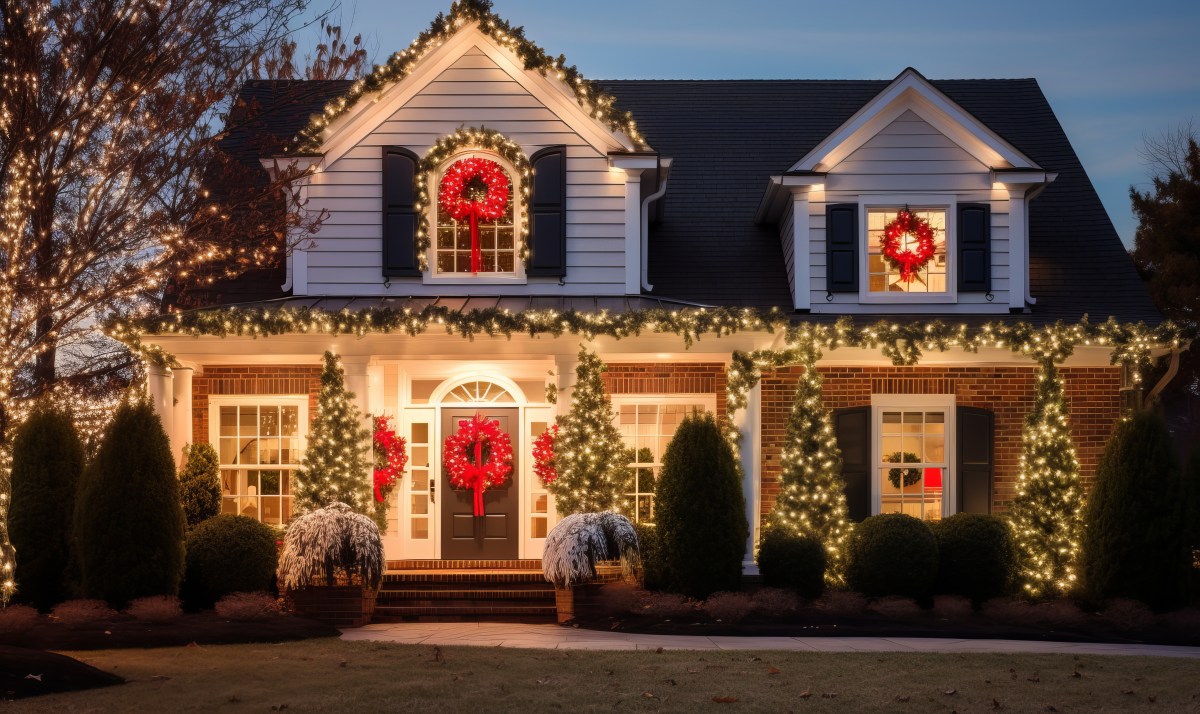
[340,622,1200,658]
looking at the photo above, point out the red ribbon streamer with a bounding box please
[463,439,486,516]
[468,210,482,274]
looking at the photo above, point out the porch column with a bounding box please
[171,366,194,467]
[146,365,175,462]
[552,352,581,419]
[735,381,762,575]
[342,357,372,488]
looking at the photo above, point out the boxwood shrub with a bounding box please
[932,513,1015,602]
[183,515,278,608]
[757,527,826,599]
[633,522,664,591]
[846,513,938,598]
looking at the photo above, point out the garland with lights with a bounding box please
[372,415,408,504]
[438,157,511,273]
[293,0,647,153]
[443,413,513,516]
[416,127,531,270]
[881,208,937,282]
[532,424,559,486]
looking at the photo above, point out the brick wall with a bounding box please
[760,365,1122,519]
[603,363,728,420]
[192,365,322,441]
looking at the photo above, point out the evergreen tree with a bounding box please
[179,443,222,529]
[766,365,852,584]
[9,403,85,610]
[293,352,373,523]
[1007,362,1085,599]
[73,400,185,606]
[548,347,633,514]
[1082,410,1190,609]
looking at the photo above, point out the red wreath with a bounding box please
[881,208,938,283]
[438,157,510,274]
[372,415,408,503]
[532,424,559,486]
[443,413,513,516]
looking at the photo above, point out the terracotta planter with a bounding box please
[288,584,379,628]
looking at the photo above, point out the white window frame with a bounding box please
[870,393,956,519]
[208,395,308,526]
[858,194,957,304]
[610,394,717,524]
[424,149,527,285]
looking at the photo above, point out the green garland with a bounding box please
[293,0,647,153]
[415,127,531,271]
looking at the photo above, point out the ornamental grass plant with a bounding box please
[276,502,383,591]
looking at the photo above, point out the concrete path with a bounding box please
[340,622,1200,658]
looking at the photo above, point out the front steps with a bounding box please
[374,559,556,621]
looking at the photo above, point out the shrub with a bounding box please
[215,592,281,621]
[1082,410,1190,610]
[640,592,694,619]
[183,515,278,608]
[867,596,921,618]
[125,596,183,623]
[595,583,639,617]
[541,512,639,588]
[931,595,973,620]
[0,604,39,633]
[9,402,85,610]
[932,513,1016,602]
[846,514,938,599]
[981,597,1032,623]
[633,522,663,591]
[751,588,800,616]
[277,502,383,590]
[654,412,748,599]
[1102,598,1155,631]
[814,590,867,616]
[703,591,754,622]
[178,443,221,529]
[757,526,826,599]
[51,599,117,627]
[73,400,185,607]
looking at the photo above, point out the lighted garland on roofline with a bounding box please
[293,0,647,153]
[415,127,532,271]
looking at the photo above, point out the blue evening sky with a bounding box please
[343,0,1200,247]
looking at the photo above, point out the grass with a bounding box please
[10,638,1200,712]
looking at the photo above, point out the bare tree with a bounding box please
[1139,118,1197,181]
[253,16,372,81]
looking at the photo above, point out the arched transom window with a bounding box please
[443,380,516,404]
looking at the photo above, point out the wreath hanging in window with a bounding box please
[532,424,559,486]
[437,157,511,274]
[372,415,409,503]
[443,413,513,516]
[880,208,937,283]
[885,451,923,488]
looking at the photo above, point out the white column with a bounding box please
[366,363,385,417]
[171,367,194,467]
[622,168,644,294]
[146,365,175,462]
[735,382,763,575]
[342,358,373,491]
[553,352,581,419]
[791,191,812,311]
[1007,187,1027,312]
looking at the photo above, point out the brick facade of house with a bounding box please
[191,365,322,442]
[602,362,728,420]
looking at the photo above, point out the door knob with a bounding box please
[429,478,436,503]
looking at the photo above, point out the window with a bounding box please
[613,399,713,523]
[876,406,950,521]
[433,153,518,276]
[867,206,948,293]
[213,400,306,525]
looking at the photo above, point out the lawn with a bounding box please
[9,638,1200,712]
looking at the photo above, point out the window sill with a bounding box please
[422,274,528,286]
[858,292,957,304]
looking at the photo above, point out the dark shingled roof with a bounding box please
[195,77,1159,324]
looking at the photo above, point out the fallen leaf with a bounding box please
[992,698,1003,709]
[821,692,838,699]
[799,689,812,699]
[944,688,957,696]
[24,674,42,682]
[1071,671,1082,679]
[895,695,910,702]
[227,696,240,703]
[537,678,551,685]
[1027,675,1041,683]
[433,647,444,662]
[1123,690,1135,696]
[712,696,737,703]
[751,656,762,662]
[642,691,655,699]
[339,661,348,668]
[665,679,677,686]
[687,668,700,674]
[151,675,170,681]
[767,667,781,675]
[1046,706,1058,712]
[1148,695,1157,703]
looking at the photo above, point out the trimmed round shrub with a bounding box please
[654,412,748,599]
[73,400,184,607]
[933,513,1016,602]
[183,515,278,608]
[757,527,826,599]
[9,402,84,610]
[633,522,663,591]
[846,513,938,598]
[179,443,221,529]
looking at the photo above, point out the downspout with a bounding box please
[1022,175,1056,306]
[639,157,672,292]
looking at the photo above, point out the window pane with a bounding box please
[260,470,281,496]
[412,518,428,539]
[411,422,428,443]
[220,406,238,436]
[411,494,428,515]
[239,407,257,437]
[281,406,300,437]
[531,517,547,539]
[239,438,258,465]
[260,406,279,437]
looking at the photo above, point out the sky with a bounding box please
[338,0,1200,247]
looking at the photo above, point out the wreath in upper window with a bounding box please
[880,208,937,283]
[437,157,511,274]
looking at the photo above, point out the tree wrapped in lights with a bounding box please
[1007,361,1085,599]
[547,347,633,515]
[765,359,852,584]
[293,352,374,525]
[0,446,17,605]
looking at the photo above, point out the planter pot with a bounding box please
[554,587,575,624]
[288,585,379,628]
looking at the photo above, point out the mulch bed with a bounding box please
[2,646,124,700]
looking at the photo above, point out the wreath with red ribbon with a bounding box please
[532,424,559,486]
[881,208,938,283]
[438,157,510,273]
[443,413,513,516]
[372,415,408,503]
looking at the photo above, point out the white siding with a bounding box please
[303,47,629,296]
[778,199,795,300]
[809,110,1012,314]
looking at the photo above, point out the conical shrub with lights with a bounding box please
[1006,362,1085,599]
[765,365,851,584]
[293,352,374,525]
[547,347,633,514]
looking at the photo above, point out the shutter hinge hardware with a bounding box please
[826,291,834,302]
[985,291,994,302]
[383,278,391,289]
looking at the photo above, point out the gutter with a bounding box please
[639,157,672,292]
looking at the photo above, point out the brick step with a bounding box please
[381,584,554,597]
[384,570,546,584]
[373,602,557,620]
[387,559,542,571]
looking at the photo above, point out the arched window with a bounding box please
[434,152,518,275]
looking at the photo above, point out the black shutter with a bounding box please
[526,146,567,278]
[382,147,420,277]
[835,406,872,522]
[825,203,859,293]
[957,203,991,292]
[956,406,995,514]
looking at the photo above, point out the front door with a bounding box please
[440,408,520,559]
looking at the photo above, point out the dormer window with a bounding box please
[867,207,948,294]
[433,153,520,277]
